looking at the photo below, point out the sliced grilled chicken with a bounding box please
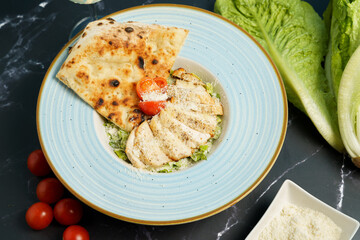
[169,100,223,115]
[159,110,210,149]
[149,115,193,160]
[172,68,204,86]
[167,81,215,104]
[134,121,172,167]
[125,128,146,169]
[165,104,218,136]
[124,68,223,170]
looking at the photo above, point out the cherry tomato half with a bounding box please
[138,101,166,116]
[136,77,168,100]
[54,198,83,226]
[136,77,160,100]
[36,177,64,204]
[63,225,90,240]
[153,77,167,90]
[25,202,53,230]
[27,149,51,176]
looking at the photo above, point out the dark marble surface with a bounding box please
[1,0,359,239]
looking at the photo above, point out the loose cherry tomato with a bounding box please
[138,101,166,116]
[54,198,83,225]
[27,149,51,176]
[153,77,168,90]
[136,77,160,100]
[63,225,90,240]
[36,178,64,204]
[25,202,53,230]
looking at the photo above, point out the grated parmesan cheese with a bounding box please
[141,90,168,101]
[258,203,342,240]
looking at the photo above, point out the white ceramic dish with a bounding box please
[246,179,359,240]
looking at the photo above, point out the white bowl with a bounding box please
[246,179,359,240]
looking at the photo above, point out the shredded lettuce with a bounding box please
[205,82,214,94]
[104,120,129,161]
[191,145,210,161]
[215,0,344,152]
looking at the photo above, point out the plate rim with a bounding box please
[36,3,288,225]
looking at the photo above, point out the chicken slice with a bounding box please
[159,110,210,149]
[165,104,218,136]
[169,99,223,115]
[125,128,146,169]
[172,68,204,86]
[134,121,172,167]
[167,80,215,104]
[149,115,193,160]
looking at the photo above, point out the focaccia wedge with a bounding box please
[56,18,188,131]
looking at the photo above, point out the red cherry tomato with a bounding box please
[36,178,65,204]
[139,101,166,116]
[153,77,168,90]
[54,198,83,225]
[25,202,53,230]
[63,225,90,240]
[136,77,160,100]
[136,77,168,100]
[27,149,51,176]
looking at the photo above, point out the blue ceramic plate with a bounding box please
[37,4,287,225]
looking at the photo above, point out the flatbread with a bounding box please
[56,18,188,131]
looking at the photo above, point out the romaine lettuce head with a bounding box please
[338,44,360,167]
[214,0,344,152]
[326,0,360,99]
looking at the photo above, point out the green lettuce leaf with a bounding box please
[338,44,360,167]
[326,0,360,99]
[214,0,344,152]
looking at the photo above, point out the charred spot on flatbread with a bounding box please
[138,56,144,69]
[76,71,89,83]
[129,109,145,125]
[108,113,116,119]
[95,98,104,109]
[109,79,120,87]
[152,59,158,65]
[125,27,134,33]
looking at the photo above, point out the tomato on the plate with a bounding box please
[136,77,160,100]
[63,225,89,240]
[136,77,167,100]
[54,198,83,225]
[25,202,53,230]
[36,178,64,204]
[153,77,167,90]
[27,149,51,176]
[139,101,166,116]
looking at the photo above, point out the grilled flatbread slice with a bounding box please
[56,18,189,131]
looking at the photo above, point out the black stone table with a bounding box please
[1,0,359,239]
